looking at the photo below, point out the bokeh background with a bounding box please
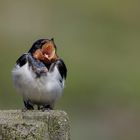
[0,0,140,139]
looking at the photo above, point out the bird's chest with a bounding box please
[22,75,61,103]
[13,65,62,104]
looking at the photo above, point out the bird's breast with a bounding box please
[12,63,64,105]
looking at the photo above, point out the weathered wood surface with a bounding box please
[0,110,70,140]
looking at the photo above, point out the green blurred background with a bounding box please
[0,0,140,139]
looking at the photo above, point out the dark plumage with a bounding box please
[12,39,67,110]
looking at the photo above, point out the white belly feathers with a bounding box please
[12,62,64,105]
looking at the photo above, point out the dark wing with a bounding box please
[50,59,67,79]
[16,53,28,67]
[16,53,46,68]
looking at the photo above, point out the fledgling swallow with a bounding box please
[12,39,67,110]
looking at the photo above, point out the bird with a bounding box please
[12,38,67,110]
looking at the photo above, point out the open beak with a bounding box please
[42,42,55,60]
[33,41,58,63]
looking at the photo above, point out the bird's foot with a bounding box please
[40,105,53,112]
[24,101,34,110]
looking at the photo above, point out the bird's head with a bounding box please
[28,38,58,64]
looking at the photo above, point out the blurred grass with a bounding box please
[0,0,140,139]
